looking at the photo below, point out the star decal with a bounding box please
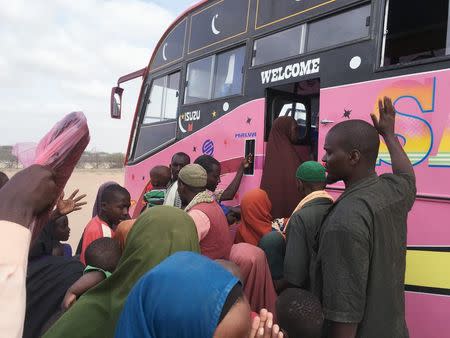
[212,110,217,118]
[193,146,197,152]
[246,117,252,124]
[343,109,352,119]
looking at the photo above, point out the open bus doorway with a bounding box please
[265,78,320,161]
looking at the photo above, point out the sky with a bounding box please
[0,0,197,153]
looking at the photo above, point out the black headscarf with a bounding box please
[24,256,83,338]
[28,220,58,260]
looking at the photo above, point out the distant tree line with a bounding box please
[0,146,125,169]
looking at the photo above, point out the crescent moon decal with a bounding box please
[211,14,220,35]
[178,115,187,133]
[162,43,168,61]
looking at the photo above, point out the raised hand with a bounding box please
[56,189,87,216]
[371,96,396,137]
[249,309,284,338]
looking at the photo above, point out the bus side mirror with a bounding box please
[110,87,124,119]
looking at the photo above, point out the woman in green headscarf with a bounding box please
[43,206,200,338]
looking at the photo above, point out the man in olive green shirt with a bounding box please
[313,97,416,338]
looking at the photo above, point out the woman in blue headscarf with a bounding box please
[115,252,251,338]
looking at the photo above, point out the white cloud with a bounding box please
[0,0,176,152]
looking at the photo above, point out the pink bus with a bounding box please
[111,1,450,336]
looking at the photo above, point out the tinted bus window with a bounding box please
[185,56,214,104]
[165,72,180,119]
[306,5,370,52]
[213,46,245,98]
[253,25,304,66]
[143,72,180,124]
[143,77,165,124]
[185,46,246,104]
[382,0,449,66]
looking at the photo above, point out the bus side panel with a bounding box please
[318,69,450,338]
[124,98,266,217]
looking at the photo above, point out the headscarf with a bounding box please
[236,189,273,246]
[43,206,200,338]
[92,181,118,217]
[230,243,277,315]
[18,112,90,238]
[24,256,84,338]
[28,219,58,259]
[114,252,240,338]
[260,116,304,218]
[113,219,136,252]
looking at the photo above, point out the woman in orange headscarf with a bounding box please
[235,189,274,246]
[113,219,136,252]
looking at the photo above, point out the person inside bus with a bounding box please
[79,184,131,265]
[0,171,9,189]
[143,165,171,208]
[177,164,232,260]
[261,116,310,219]
[314,97,416,338]
[276,288,323,338]
[164,152,191,208]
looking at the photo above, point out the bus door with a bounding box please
[265,78,320,161]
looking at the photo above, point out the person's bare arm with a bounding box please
[0,165,57,228]
[220,155,252,202]
[371,97,415,177]
[328,322,358,338]
[62,271,105,310]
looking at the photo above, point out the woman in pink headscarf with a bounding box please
[229,243,277,316]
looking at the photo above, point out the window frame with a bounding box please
[376,0,450,72]
[142,70,182,125]
[183,45,246,105]
[250,2,373,70]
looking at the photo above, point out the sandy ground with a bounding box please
[3,169,124,250]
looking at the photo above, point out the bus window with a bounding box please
[185,46,246,104]
[143,76,165,124]
[184,56,214,104]
[252,25,305,66]
[382,0,449,66]
[306,5,370,52]
[143,71,181,124]
[213,46,245,98]
[165,72,180,119]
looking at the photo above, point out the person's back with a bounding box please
[316,172,415,337]
[284,197,332,289]
[190,200,232,260]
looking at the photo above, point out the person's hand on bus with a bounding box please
[0,165,58,228]
[249,308,284,338]
[243,154,253,169]
[55,189,87,218]
[371,96,396,138]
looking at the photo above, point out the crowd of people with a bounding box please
[0,97,416,338]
